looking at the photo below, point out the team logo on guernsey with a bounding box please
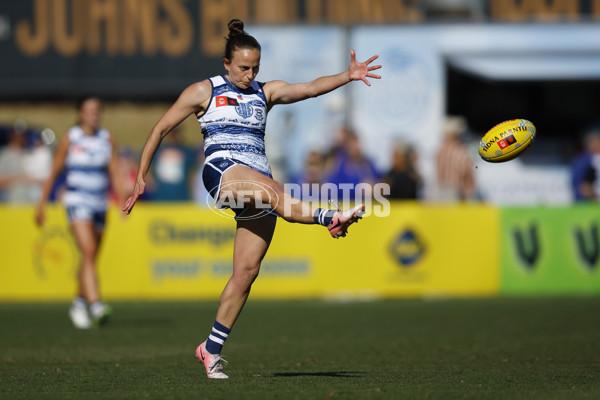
[255,108,264,121]
[216,96,239,107]
[236,103,254,118]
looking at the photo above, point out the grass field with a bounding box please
[1,298,599,400]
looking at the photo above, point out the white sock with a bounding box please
[72,297,87,308]
[90,302,105,317]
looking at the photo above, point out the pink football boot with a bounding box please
[195,341,229,379]
[328,204,366,238]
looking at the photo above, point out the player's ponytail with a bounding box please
[224,19,261,61]
[227,19,245,38]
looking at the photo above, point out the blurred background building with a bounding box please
[1,0,600,205]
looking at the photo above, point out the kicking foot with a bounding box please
[328,204,366,239]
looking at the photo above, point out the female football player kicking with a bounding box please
[122,19,381,379]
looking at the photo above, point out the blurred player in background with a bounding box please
[36,97,125,329]
[122,19,381,379]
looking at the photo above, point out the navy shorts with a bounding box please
[202,158,239,200]
[66,205,106,230]
[202,157,275,217]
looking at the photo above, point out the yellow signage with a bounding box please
[0,203,499,300]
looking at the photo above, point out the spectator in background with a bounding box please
[109,146,141,204]
[192,150,211,207]
[325,127,380,203]
[290,150,327,201]
[572,126,600,201]
[150,127,197,201]
[384,140,420,200]
[323,125,352,175]
[436,116,475,202]
[0,126,30,203]
[23,132,52,202]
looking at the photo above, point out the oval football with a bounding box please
[478,119,536,163]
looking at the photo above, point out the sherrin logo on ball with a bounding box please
[478,119,536,163]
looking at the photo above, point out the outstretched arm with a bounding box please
[122,80,211,214]
[264,49,381,107]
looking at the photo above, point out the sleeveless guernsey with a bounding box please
[197,75,271,176]
[62,126,112,211]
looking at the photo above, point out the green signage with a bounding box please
[501,205,600,295]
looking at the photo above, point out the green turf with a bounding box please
[1,298,599,400]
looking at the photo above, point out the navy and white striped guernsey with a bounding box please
[197,75,272,176]
[62,126,112,212]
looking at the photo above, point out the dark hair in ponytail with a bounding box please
[75,96,101,126]
[224,19,261,61]
[76,96,101,112]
